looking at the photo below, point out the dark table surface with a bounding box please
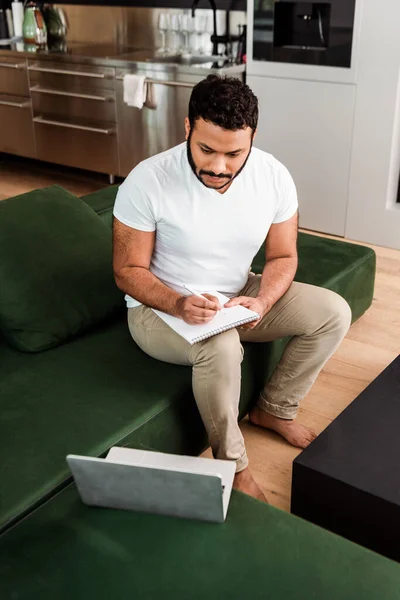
[294,355,400,504]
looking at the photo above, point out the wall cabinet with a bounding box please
[248,75,356,236]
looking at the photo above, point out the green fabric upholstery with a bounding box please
[253,235,376,323]
[0,186,124,352]
[97,207,113,229]
[81,185,120,214]
[81,185,119,229]
[1,485,400,600]
[0,316,276,533]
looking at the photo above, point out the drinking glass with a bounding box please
[180,12,189,54]
[170,13,182,54]
[180,12,195,56]
[157,12,170,55]
[194,14,206,54]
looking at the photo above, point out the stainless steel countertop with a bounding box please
[0,42,246,76]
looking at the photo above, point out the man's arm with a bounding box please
[113,217,182,315]
[256,211,298,311]
[224,212,298,322]
[113,218,221,323]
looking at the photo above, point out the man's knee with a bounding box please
[318,289,352,335]
[194,328,244,366]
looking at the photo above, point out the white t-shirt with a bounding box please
[113,142,298,308]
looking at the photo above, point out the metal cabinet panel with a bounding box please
[33,117,118,175]
[28,61,115,93]
[116,70,195,177]
[0,57,29,96]
[0,94,35,158]
[30,86,116,123]
[29,59,118,176]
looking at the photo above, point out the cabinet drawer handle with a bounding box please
[0,62,25,69]
[0,99,30,108]
[33,115,114,135]
[28,65,110,79]
[30,85,112,102]
[116,76,194,88]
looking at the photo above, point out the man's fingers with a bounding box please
[192,294,221,311]
[225,296,250,308]
[202,293,222,310]
[197,309,219,318]
[191,314,216,324]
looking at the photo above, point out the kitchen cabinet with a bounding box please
[116,68,196,177]
[28,60,119,178]
[247,75,356,236]
[0,57,35,158]
[0,57,29,95]
[0,47,244,183]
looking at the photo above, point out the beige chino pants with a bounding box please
[128,273,352,472]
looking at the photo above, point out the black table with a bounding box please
[291,355,400,561]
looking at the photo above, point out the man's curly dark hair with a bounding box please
[188,75,259,133]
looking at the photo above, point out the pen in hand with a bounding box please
[182,285,226,314]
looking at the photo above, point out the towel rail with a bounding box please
[117,76,194,89]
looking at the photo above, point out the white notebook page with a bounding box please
[152,291,260,345]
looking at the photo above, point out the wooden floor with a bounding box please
[0,153,119,201]
[2,154,400,512]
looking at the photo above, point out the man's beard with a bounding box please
[186,131,253,191]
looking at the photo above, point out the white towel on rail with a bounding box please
[123,74,147,109]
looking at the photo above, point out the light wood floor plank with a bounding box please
[0,154,115,199]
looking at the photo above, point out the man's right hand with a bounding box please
[175,294,222,324]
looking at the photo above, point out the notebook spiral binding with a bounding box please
[191,315,259,344]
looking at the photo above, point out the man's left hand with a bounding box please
[224,296,270,330]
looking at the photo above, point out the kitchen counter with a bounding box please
[0,42,246,76]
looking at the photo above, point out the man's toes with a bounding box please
[303,432,317,446]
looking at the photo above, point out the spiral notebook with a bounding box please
[153,291,260,345]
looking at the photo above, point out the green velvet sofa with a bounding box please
[2,184,395,600]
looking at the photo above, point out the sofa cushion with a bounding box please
[0,185,123,352]
[1,485,400,600]
[0,316,277,533]
[81,185,119,214]
[252,234,376,322]
[81,185,119,229]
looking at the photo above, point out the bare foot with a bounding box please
[249,406,317,449]
[233,467,269,503]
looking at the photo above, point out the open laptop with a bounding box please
[66,446,236,523]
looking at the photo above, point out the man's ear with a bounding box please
[184,117,191,140]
